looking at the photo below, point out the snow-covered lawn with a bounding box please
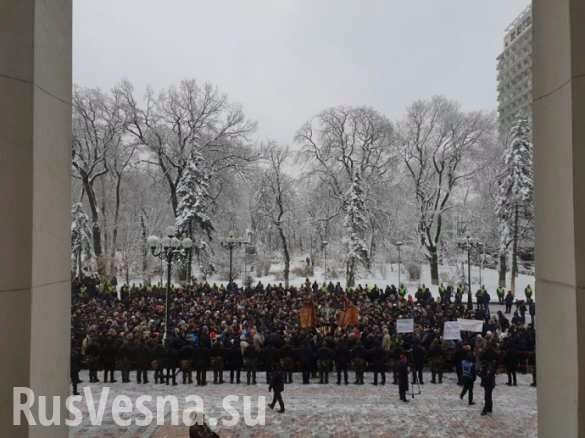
[250,262,536,302]
[70,370,537,437]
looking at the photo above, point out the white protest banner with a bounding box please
[443,321,461,340]
[457,319,484,333]
[396,318,414,334]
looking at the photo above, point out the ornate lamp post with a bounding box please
[147,226,193,344]
[221,230,246,286]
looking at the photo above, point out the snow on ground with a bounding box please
[70,370,536,438]
[250,263,536,302]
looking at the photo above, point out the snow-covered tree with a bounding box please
[254,145,295,288]
[71,203,93,277]
[400,96,493,285]
[176,151,215,281]
[343,171,370,287]
[496,117,534,293]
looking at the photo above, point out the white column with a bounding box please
[533,0,585,436]
[0,1,72,437]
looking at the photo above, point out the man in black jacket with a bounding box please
[334,339,350,385]
[268,365,285,413]
[398,353,409,402]
[411,341,425,385]
[480,347,498,416]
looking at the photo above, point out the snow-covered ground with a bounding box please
[70,370,537,437]
[250,262,536,302]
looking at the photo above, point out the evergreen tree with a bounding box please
[496,117,534,293]
[343,171,370,287]
[71,203,93,277]
[175,151,215,281]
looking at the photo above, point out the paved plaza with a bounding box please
[70,370,537,437]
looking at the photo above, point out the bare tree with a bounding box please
[399,96,494,285]
[296,106,398,284]
[117,79,257,217]
[72,86,124,275]
[255,145,295,288]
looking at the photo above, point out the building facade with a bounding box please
[497,5,532,141]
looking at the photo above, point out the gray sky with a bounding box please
[74,0,529,144]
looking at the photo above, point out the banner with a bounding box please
[396,318,414,334]
[299,301,317,328]
[443,321,461,340]
[457,319,484,333]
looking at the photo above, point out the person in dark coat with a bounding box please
[459,352,476,405]
[263,343,278,384]
[411,341,425,385]
[118,335,133,383]
[299,341,313,385]
[135,339,151,384]
[162,340,178,386]
[243,339,258,385]
[429,339,443,384]
[179,343,195,385]
[226,336,242,384]
[152,342,166,384]
[503,336,519,386]
[398,353,409,402]
[84,335,101,383]
[279,342,295,384]
[480,347,498,416]
[70,340,82,396]
[210,341,225,384]
[334,339,350,385]
[196,331,211,386]
[505,291,514,314]
[317,342,333,384]
[370,342,386,386]
[351,341,367,385]
[268,365,285,413]
[101,332,118,383]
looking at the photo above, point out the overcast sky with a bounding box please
[74,0,529,144]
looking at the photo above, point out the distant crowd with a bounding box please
[70,277,536,403]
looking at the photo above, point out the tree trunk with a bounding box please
[109,175,122,277]
[346,257,356,288]
[498,251,507,288]
[83,177,105,276]
[277,225,290,289]
[511,203,519,295]
[429,246,439,285]
[140,213,149,285]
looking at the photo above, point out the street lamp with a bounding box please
[394,241,404,287]
[147,226,193,344]
[221,230,246,286]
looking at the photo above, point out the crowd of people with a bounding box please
[71,277,536,416]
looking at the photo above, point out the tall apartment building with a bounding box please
[496,5,532,141]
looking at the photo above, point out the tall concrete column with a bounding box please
[533,0,585,436]
[0,1,72,437]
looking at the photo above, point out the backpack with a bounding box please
[462,360,475,378]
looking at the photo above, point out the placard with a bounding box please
[457,319,484,333]
[443,321,461,340]
[396,318,414,334]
